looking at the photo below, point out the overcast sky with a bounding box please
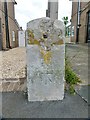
[15,0,72,30]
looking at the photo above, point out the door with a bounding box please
[87,11,90,43]
[0,18,2,50]
[18,31,25,47]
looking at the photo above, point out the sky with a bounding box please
[15,0,72,30]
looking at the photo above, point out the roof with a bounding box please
[11,0,17,4]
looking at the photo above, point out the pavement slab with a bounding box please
[66,43,89,103]
[75,85,90,104]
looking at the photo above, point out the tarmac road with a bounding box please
[1,91,89,118]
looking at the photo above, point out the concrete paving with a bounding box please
[0,43,89,119]
[66,43,89,103]
[1,91,88,118]
[66,43,88,85]
[0,47,26,92]
[1,47,26,79]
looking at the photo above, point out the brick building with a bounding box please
[71,1,90,43]
[0,0,20,50]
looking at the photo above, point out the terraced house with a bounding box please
[71,1,90,43]
[0,0,20,50]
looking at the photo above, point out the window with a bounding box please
[72,26,74,37]
[12,31,15,41]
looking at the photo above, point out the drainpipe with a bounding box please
[76,0,81,43]
[4,0,10,48]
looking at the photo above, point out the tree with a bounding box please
[62,16,69,36]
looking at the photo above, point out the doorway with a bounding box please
[0,18,2,50]
[18,31,26,47]
[87,10,90,43]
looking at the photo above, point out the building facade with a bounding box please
[46,0,58,20]
[0,0,20,50]
[71,1,90,43]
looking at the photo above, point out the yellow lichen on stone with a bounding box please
[27,29,63,65]
[40,48,52,64]
[28,30,40,45]
[29,38,40,45]
[52,39,64,45]
[28,30,34,39]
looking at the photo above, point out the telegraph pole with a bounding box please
[46,0,58,20]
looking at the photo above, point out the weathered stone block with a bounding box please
[27,17,65,101]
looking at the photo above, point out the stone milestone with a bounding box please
[27,17,65,101]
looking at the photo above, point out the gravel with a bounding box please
[0,47,26,79]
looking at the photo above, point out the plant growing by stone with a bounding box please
[65,58,81,94]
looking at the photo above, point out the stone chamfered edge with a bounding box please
[26,17,65,102]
